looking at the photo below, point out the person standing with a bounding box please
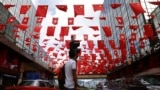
[64,50,79,90]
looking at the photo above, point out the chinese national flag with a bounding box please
[149,1,160,5]
[115,16,124,25]
[129,3,145,17]
[36,17,43,23]
[68,17,74,25]
[129,25,138,30]
[74,5,84,17]
[102,26,112,37]
[83,34,88,41]
[97,40,105,49]
[130,33,137,41]
[72,26,81,30]
[33,26,42,33]
[139,41,145,48]
[20,5,31,14]
[143,24,154,37]
[87,40,94,50]
[0,24,5,30]
[14,24,29,31]
[108,40,116,49]
[22,17,29,24]
[99,17,106,20]
[52,18,58,25]
[92,4,104,12]
[130,43,136,54]
[7,16,15,23]
[110,3,121,9]
[46,26,55,36]
[35,5,48,17]
[89,26,99,31]
[60,26,69,36]
[4,4,15,9]
[56,5,67,12]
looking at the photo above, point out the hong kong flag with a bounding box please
[35,5,48,17]
[74,5,84,17]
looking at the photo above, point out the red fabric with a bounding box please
[99,17,106,20]
[129,3,145,17]
[89,26,99,31]
[74,5,84,17]
[83,34,88,41]
[139,41,145,48]
[20,5,31,14]
[84,17,94,20]
[0,24,5,30]
[91,54,96,61]
[21,17,29,24]
[130,33,137,41]
[110,3,121,9]
[60,26,69,36]
[33,26,42,33]
[25,38,31,42]
[4,4,15,9]
[7,16,15,23]
[129,25,138,30]
[35,5,48,17]
[108,40,117,49]
[87,40,94,50]
[36,17,43,23]
[102,26,112,37]
[65,40,70,49]
[92,4,104,12]
[72,26,81,30]
[46,26,55,36]
[143,24,154,37]
[52,18,58,25]
[68,17,74,25]
[93,34,99,37]
[14,24,29,31]
[149,1,160,5]
[97,40,105,49]
[130,43,136,54]
[119,39,126,49]
[56,5,67,12]
[116,25,124,30]
[116,16,124,25]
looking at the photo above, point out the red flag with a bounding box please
[52,18,58,25]
[130,43,136,54]
[129,3,146,17]
[115,16,124,25]
[84,17,94,20]
[92,4,104,12]
[87,40,94,50]
[110,3,121,9]
[65,40,71,49]
[119,34,126,49]
[89,26,99,31]
[116,25,124,30]
[25,38,31,42]
[46,26,55,36]
[93,34,99,37]
[139,41,145,48]
[99,17,106,20]
[7,16,15,23]
[60,26,69,36]
[149,1,160,5]
[56,5,67,12]
[108,40,117,49]
[102,26,112,37]
[36,17,43,23]
[20,5,31,14]
[91,54,96,61]
[143,24,154,37]
[0,24,5,30]
[68,17,74,25]
[14,24,29,31]
[72,26,82,30]
[33,26,42,33]
[83,34,88,41]
[130,33,137,41]
[21,17,29,24]
[129,25,138,30]
[4,4,15,9]
[35,5,48,17]
[74,5,84,17]
[97,40,105,49]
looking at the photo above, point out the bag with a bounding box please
[58,64,65,89]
